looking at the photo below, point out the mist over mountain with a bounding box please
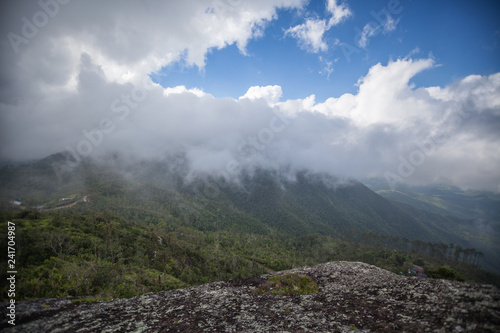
[2,58,500,192]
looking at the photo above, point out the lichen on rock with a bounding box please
[1,261,499,332]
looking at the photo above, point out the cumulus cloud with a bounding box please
[276,60,500,191]
[0,0,305,94]
[0,1,499,192]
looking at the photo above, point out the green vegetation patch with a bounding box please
[255,273,318,296]
[427,265,465,282]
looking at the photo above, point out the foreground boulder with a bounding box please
[2,261,499,332]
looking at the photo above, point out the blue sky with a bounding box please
[151,0,500,101]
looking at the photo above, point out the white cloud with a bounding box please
[240,85,283,104]
[275,58,500,190]
[308,58,437,126]
[0,0,304,94]
[164,86,207,97]
[285,0,351,53]
[357,13,398,48]
[319,56,335,79]
[383,15,399,33]
[285,19,329,53]
[1,54,499,191]
[326,0,352,27]
[358,23,379,48]
[278,94,316,116]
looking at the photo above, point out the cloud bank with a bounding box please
[1,0,499,192]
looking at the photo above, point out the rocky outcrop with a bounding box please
[2,261,499,332]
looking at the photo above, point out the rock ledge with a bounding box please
[1,261,499,332]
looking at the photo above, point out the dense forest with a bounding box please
[1,207,496,302]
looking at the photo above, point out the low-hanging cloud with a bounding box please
[0,0,499,192]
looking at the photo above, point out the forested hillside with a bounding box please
[1,154,498,301]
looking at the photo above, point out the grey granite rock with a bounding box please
[1,261,499,332]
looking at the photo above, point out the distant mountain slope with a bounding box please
[212,170,467,245]
[363,178,500,223]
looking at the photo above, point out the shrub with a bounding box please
[255,273,318,296]
[427,265,464,282]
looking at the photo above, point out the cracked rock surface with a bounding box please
[1,261,499,332]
